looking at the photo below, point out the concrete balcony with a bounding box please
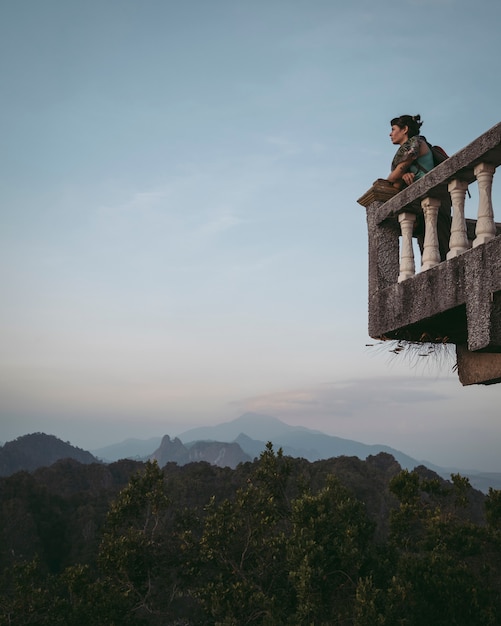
[358,122,501,385]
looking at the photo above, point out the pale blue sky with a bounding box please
[1,0,500,470]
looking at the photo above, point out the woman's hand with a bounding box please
[387,156,414,186]
[402,172,415,186]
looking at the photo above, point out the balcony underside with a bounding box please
[369,234,501,352]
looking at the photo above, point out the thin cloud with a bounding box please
[232,377,450,420]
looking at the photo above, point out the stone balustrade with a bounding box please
[393,162,497,280]
[358,122,501,282]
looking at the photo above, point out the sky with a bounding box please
[1,0,501,471]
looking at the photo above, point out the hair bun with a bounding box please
[412,114,423,129]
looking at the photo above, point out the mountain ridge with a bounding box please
[3,415,501,493]
[178,412,325,442]
[94,413,501,492]
[0,433,98,477]
[177,413,429,470]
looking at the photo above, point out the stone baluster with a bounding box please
[447,179,470,258]
[398,212,416,282]
[421,197,441,270]
[473,163,496,247]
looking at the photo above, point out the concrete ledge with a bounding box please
[369,235,501,350]
[456,345,501,385]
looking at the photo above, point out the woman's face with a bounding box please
[390,124,408,146]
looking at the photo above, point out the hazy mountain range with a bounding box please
[91,413,501,493]
[2,414,500,492]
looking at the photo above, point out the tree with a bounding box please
[287,476,375,624]
[193,444,292,624]
[363,469,501,626]
[98,460,187,623]
[485,488,501,531]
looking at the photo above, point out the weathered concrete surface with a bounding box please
[456,345,501,385]
[366,199,400,295]
[368,235,501,350]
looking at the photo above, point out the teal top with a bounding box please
[391,135,434,181]
[409,146,434,179]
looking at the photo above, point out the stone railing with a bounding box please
[357,122,501,384]
[358,121,501,284]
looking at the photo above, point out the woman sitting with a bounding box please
[386,114,450,261]
[387,114,433,189]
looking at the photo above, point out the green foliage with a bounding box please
[99,460,191,623]
[451,472,471,509]
[193,444,292,624]
[353,576,386,626]
[0,559,141,626]
[389,469,420,505]
[288,476,375,624]
[0,558,63,626]
[372,469,501,625]
[1,455,501,625]
[485,488,501,530]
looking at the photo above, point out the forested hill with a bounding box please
[0,433,98,476]
[0,449,500,625]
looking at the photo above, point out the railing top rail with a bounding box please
[359,121,501,224]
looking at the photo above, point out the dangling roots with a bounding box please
[366,334,456,373]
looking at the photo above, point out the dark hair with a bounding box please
[390,114,423,138]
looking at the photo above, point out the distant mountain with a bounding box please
[178,413,501,492]
[5,415,501,492]
[179,413,422,470]
[92,437,162,462]
[150,435,250,469]
[0,433,98,477]
[150,435,188,466]
[465,472,501,493]
[234,433,267,460]
[179,413,319,443]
